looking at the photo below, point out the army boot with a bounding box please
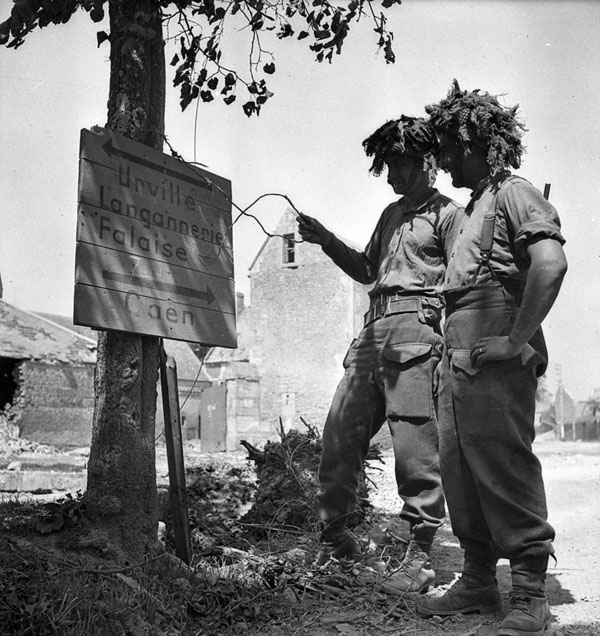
[379,540,435,594]
[419,558,503,617]
[315,529,359,566]
[497,557,552,636]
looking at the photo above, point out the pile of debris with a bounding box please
[239,418,382,536]
[0,406,56,457]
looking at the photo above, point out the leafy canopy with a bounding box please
[0,0,403,116]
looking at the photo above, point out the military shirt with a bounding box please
[322,190,461,297]
[444,173,565,292]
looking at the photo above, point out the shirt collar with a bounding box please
[471,170,511,197]
[401,189,439,212]
[467,171,511,209]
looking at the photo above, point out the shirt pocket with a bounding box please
[382,343,435,420]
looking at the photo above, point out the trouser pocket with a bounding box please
[382,342,436,420]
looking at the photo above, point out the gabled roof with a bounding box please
[0,299,96,364]
[1,300,211,382]
[248,206,364,273]
[36,312,96,340]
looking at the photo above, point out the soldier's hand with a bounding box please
[471,336,522,367]
[297,213,332,246]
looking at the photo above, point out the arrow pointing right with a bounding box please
[102,270,217,306]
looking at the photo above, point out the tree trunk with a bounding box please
[85,0,165,558]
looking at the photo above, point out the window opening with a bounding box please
[283,233,295,264]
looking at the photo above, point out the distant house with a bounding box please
[537,384,600,441]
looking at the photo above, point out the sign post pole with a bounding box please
[159,342,192,564]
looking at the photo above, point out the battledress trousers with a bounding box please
[315,299,445,543]
[438,281,555,566]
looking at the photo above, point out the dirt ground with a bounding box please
[362,438,600,636]
[156,437,600,636]
[3,438,597,635]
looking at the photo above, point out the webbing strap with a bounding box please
[479,208,496,260]
[468,193,500,284]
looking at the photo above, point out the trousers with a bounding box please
[439,283,555,564]
[315,305,445,539]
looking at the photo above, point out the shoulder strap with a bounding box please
[468,191,500,284]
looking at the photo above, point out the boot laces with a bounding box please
[399,545,429,570]
[436,573,489,598]
[509,589,534,610]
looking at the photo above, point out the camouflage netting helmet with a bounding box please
[426,79,526,174]
[362,115,439,180]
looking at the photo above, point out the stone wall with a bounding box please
[17,360,95,447]
[224,377,265,450]
[246,209,370,430]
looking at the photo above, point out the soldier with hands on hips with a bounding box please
[420,81,567,636]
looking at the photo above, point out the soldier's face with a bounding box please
[439,133,489,190]
[438,133,467,187]
[384,155,427,196]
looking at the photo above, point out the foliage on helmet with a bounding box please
[426,79,526,173]
[362,116,439,180]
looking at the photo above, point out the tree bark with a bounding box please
[85,0,165,558]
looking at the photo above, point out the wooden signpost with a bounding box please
[160,345,192,564]
[75,127,236,348]
[75,127,236,562]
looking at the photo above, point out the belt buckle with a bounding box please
[380,294,389,318]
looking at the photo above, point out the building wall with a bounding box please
[17,360,95,447]
[246,209,370,430]
[224,378,264,450]
[156,376,212,445]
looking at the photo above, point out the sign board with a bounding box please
[74,127,236,348]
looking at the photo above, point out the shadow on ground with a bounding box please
[419,523,598,636]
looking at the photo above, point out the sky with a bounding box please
[1,0,599,401]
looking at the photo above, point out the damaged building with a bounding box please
[0,298,97,447]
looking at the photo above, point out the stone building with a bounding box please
[0,298,97,447]
[221,207,371,436]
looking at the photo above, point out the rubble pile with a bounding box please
[0,408,56,457]
[239,420,379,536]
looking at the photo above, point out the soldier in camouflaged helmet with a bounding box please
[418,81,567,636]
[298,115,462,593]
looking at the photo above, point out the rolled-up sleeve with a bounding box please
[501,179,565,259]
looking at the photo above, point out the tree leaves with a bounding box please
[164,0,403,116]
[96,29,109,48]
[0,0,111,48]
[0,0,403,116]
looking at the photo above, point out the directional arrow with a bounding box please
[102,138,212,191]
[102,270,216,306]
